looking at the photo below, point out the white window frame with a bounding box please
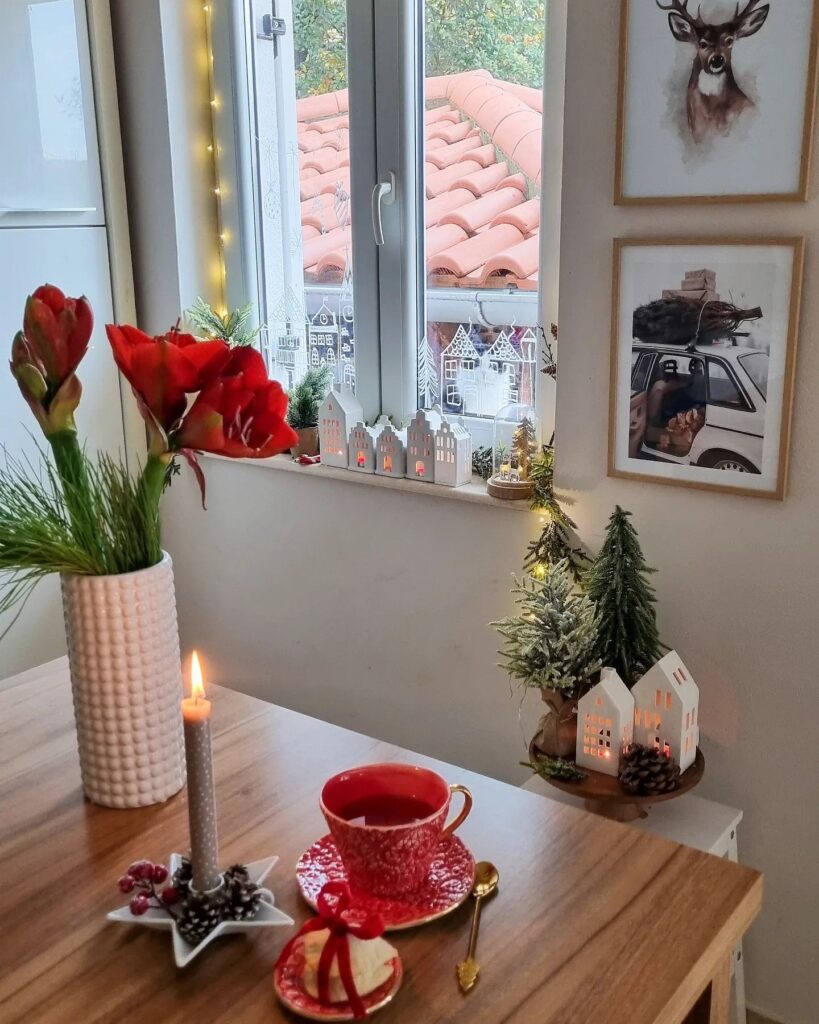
[212,0,563,446]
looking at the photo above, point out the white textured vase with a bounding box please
[61,551,186,808]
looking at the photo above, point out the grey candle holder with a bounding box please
[107,853,294,967]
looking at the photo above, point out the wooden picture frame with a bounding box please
[615,0,819,204]
[609,237,803,500]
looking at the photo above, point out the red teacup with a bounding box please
[320,763,473,896]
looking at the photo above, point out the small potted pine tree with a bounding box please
[287,365,332,457]
[493,560,601,758]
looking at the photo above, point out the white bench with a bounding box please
[522,776,747,1024]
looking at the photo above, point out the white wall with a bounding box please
[118,1,817,1020]
[554,4,819,1022]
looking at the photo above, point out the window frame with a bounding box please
[211,0,559,445]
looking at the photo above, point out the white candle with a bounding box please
[181,651,221,892]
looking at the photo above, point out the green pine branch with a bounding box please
[522,756,587,782]
[287,365,333,429]
[185,298,261,348]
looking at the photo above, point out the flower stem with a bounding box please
[138,453,172,529]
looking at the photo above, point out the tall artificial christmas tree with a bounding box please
[584,506,662,688]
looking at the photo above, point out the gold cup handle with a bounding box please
[442,783,473,838]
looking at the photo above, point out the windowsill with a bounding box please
[202,453,531,512]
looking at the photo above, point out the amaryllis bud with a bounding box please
[23,285,93,385]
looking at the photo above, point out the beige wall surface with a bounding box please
[556,3,819,1021]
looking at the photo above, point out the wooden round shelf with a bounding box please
[528,738,705,822]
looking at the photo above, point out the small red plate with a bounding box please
[274,948,403,1021]
[296,834,475,931]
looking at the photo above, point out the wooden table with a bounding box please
[0,660,762,1024]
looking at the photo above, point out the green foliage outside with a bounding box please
[293,0,546,99]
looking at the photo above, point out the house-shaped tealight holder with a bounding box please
[434,420,472,487]
[406,408,443,482]
[376,423,407,477]
[318,387,363,468]
[632,651,700,772]
[576,668,635,777]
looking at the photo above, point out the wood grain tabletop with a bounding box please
[0,659,762,1024]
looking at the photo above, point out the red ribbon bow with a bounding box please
[276,882,386,1019]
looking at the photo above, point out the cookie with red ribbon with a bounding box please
[274,882,401,1020]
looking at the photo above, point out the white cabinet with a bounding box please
[0,0,104,227]
[0,226,125,458]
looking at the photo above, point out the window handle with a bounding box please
[371,172,396,246]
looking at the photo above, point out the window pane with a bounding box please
[422,1,545,418]
[707,359,745,409]
[252,0,356,393]
[738,352,768,400]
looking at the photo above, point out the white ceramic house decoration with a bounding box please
[632,651,700,773]
[434,420,472,487]
[348,421,380,473]
[375,424,407,477]
[575,668,635,777]
[318,387,363,468]
[406,408,443,482]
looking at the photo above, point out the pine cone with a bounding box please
[619,744,681,795]
[223,866,263,921]
[176,892,224,945]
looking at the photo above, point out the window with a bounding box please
[738,352,769,401]
[215,0,552,441]
[707,359,750,410]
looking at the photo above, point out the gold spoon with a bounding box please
[456,861,500,993]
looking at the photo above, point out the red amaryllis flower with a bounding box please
[173,347,298,459]
[10,285,92,436]
[105,324,231,438]
[23,284,93,386]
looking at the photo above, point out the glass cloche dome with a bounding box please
[487,402,539,501]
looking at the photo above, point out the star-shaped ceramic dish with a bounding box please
[107,853,295,967]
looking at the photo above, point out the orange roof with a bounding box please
[296,70,541,289]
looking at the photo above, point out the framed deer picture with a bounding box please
[616,0,819,203]
[609,238,803,500]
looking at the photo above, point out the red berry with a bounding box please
[160,886,181,905]
[129,894,150,916]
[127,860,153,880]
[118,874,136,893]
[151,864,169,884]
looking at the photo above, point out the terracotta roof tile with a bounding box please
[439,187,522,234]
[493,110,541,158]
[301,193,342,232]
[427,224,523,278]
[509,130,541,182]
[489,196,540,234]
[425,187,474,227]
[426,223,469,258]
[301,148,348,175]
[476,93,533,135]
[299,167,350,202]
[425,134,484,170]
[482,234,540,281]
[426,160,482,198]
[427,119,474,145]
[425,104,460,125]
[302,226,351,268]
[451,161,509,197]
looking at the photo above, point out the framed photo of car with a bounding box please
[615,0,819,204]
[609,238,803,500]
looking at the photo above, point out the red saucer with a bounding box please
[274,947,402,1021]
[296,834,475,931]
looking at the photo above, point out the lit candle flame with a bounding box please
[191,650,205,702]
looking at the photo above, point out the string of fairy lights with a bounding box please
[202,1,228,318]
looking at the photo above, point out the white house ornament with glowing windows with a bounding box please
[348,421,380,474]
[434,419,472,487]
[318,387,363,468]
[631,651,700,773]
[575,668,635,777]
[375,424,407,478]
[406,408,443,482]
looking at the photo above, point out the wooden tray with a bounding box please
[529,738,705,822]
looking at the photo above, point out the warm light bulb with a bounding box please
[191,651,206,701]
[207,144,213,152]
[213,187,221,195]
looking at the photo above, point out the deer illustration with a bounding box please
[656,0,771,144]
